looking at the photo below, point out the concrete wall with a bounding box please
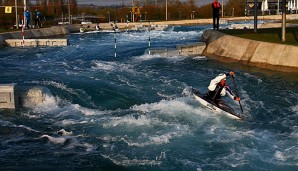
[0,26,69,47]
[200,30,298,72]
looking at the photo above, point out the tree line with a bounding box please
[77,0,246,23]
[0,0,246,30]
[0,0,78,29]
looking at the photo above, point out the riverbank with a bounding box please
[200,30,298,72]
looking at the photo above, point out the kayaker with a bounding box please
[205,71,241,104]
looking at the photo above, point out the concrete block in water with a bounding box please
[149,42,206,57]
[176,42,206,56]
[5,39,68,47]
[148,48,179,56]
[0,83,18,109]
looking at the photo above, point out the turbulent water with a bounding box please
[0,23,297,171]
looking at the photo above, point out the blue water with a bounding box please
[0,24,297,171]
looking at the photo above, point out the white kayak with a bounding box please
[192,89,242,120]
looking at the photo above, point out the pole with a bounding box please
[277,0,280,14]
[126,15,128,32]
[24,0,26,12]
[254,0,258,33]
[23,0,26,29]
[222,0,224,17]
[114,23,117,57]
[179,11,181,20]
[15,0,18,29]
[281,0,286,42]
[22,0,25,46]
[68,0,71,24]
[166,0,168,20]
[148,22,151,55]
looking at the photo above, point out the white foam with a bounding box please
[17,125,40,133]
[274,151,286,161]
[135,53,187,62]
[193,56,207,60]
[57,129,73,136]
[73,104,97,116]
[55,119,77,126]
[243,72,263,83]
[91,60,136,74]
[41,135,67,144]
[291,104,298,114]
[28,80,80,96]
[103,115,152,128]
[35,94,58,110]
[101,154,161,166]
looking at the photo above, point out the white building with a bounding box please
[246,0,298,15]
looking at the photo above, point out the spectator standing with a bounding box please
[24,9,30,29]
[212,0,221,30]
[35,9,41,28]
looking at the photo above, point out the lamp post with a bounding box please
[108,12,110,23]
[15,0,18,29]
[166,0,168,20]
[222,0,224,17]
[23,0,26,27]
[179,11,181,20]
[145,12,147,21]
[82,12,85,23]
[281,0,286,42]
[68,0,71,24]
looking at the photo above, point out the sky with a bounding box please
[76,0,210,7]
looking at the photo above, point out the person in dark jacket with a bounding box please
[35,9,41,28]
[212,0,221,30]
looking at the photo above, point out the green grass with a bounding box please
[0,28,8,33]
[220,27,298,46]
[287,19,298,24]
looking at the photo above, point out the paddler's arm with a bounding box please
[225,86,240,101]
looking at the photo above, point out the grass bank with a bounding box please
[220,27,298,46]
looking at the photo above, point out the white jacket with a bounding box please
[208,74,236,99]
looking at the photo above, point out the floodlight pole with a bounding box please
[15,0,18,29]
[254,0,258,33]
[222,0,224,17]
[68,0,71,24]
[281,0,286,42]
[166,0,168,20]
